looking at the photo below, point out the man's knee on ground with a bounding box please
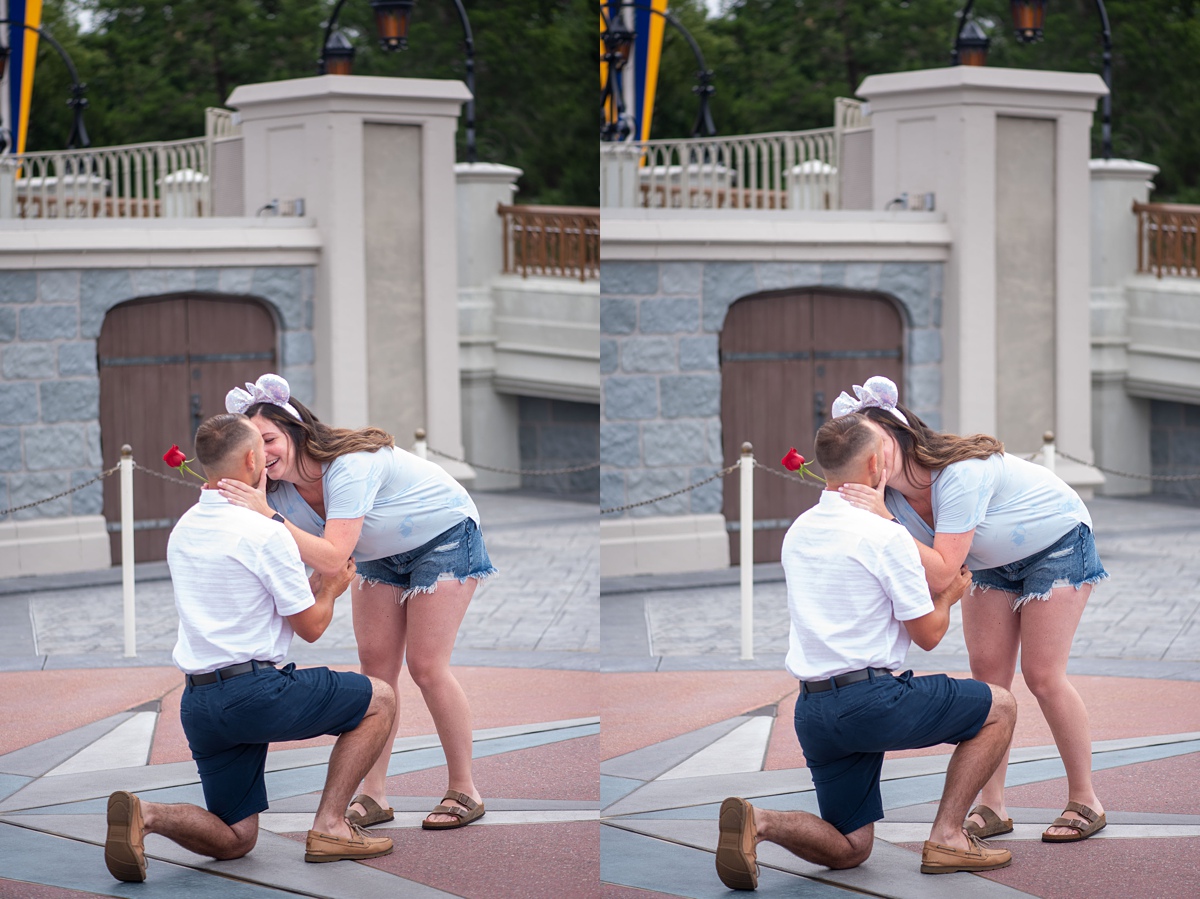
[215,818,258,860]
[829,825,874,869]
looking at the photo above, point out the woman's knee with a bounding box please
[1019,663,1069,699]
[406,656,451,691]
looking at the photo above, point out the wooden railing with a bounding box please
[1,136,209,219]
[499,204,599,282]
[1135,201,1200,278]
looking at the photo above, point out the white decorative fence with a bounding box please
[0,136,211,220]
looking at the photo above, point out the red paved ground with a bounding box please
[602,671,798,759]
[896,836,1200,899]
[0,667,598,765]
[281,821,600,899]
[1004,750,1200,816]
[384,733,599,801]
[0,668,182,755]
[0,881,107,899]
[601,886,681,898]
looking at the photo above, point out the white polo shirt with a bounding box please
[168,490,314,675]
[782,490,934,681]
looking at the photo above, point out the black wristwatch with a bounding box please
[271,512,285,524]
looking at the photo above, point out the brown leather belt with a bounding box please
[800,667,892,694]
[186,660,275,687]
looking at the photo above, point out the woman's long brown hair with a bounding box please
[860,403,1003,487]
[246,399,394,492]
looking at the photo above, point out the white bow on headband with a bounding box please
[225,373,301,420]
[831,375,909,425]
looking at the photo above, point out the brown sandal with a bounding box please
[346,793,394,828]
[964,804,1014,839]
[422,790,485,830]
[1042,801,1107,842]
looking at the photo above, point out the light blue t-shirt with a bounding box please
[266,447,479,562]
[883,453,1090,571]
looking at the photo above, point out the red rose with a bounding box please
[163,445,187,468]
[781,448,805,471]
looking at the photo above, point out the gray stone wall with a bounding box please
[1150,400,1200,503]
[0,266,315,522]
[600,260,944,517]
[518,397,600,498]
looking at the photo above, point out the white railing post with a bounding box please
[413,428,428,460]
[1042,431,1056,475]
[740,442,754,660]
[120,445,137,658]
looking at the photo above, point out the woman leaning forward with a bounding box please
[219,374,496,830]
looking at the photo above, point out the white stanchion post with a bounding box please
[120,445,136,658]
[1042,430,1056,475]
[740,442,754,661]
[413,427,428,460]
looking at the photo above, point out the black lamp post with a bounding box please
[1008,0,1113,160]
[317,0,476,163]
[600,1,715,142]
[950,0,990,67]
[0,19,89,152]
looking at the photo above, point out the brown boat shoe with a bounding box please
[921,833,1012,874]
[305,820,394,863]
[715,796,759,890]
[104,790,147,882]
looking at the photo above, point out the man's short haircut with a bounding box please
[815,413,878,475]
[194,413,254,471]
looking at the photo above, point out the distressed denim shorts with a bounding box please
[972,522,1108,610]
[354,517,497,600]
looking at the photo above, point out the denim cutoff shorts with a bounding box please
[180,662,372,825]
[972,522,1109,610]
[354,517,497,600]
[794,670,993,835]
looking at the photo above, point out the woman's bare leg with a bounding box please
[349,578,408,817]
[961,588,1021,828]
[1018,584,1103,836]
[404,578,480,825]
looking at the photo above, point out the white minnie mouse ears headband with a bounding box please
[225,373,301,421]
[831,375,909,425]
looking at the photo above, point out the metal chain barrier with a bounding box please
[0,465,120,517]
[426,446,600,476]
[132,462,204,488]
[1056,448,1200,482]
[600,462,739,515]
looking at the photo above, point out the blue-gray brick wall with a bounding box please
[600,260,944,517]
[518,397,599,498]
[1149,399,1200,503]
[0,266,315,522]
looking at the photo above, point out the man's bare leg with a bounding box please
[756,810,875,869]
[928,684,1018,849]
[142,803,259,859]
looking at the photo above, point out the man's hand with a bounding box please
[325,558,357,598]
[934,565,971,608]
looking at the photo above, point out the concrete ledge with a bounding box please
[600,514,730,577]
[0,516,110,577]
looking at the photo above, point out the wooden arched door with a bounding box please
[98,296,278,562]
[720,289,903,563]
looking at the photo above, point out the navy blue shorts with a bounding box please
[355,517,497,600]
[972,522,1109,610]
[180,662,372,825]
[794,670,993,835]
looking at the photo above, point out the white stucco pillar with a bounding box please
[227,76,472,478]
[1090,159,1159,495]
[456,163,522,489]
[858,67,1107,494]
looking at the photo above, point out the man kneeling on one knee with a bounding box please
[104,413,397,883]
[716,412,1017,889]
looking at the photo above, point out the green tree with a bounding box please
[21,0,596,205]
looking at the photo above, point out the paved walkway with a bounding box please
[0,490,599,899]
[600,494,1200,898]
